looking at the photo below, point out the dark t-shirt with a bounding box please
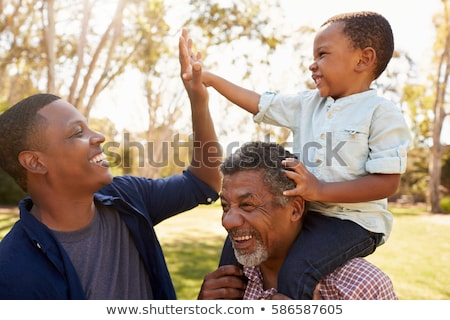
[53,204,153,299]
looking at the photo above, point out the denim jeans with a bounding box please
[219,212,382,299]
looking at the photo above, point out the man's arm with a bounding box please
[179,29,222,192]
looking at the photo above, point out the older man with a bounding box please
[198,142,397,300]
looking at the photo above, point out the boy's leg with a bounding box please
[278,213,379,299]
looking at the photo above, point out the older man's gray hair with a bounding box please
[220,141,297,206]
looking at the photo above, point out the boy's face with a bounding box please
[310,21,368,99]
[34,100,113,194]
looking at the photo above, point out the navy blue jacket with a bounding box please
[0,170,218,299]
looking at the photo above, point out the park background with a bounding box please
[0,0,449,299]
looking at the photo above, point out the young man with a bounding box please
[0,30,221,299]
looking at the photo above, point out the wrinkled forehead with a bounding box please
[221,170,270,198]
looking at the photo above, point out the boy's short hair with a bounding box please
[0,94,61,191]
[322,11,394,79]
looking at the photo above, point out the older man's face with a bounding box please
[220,170,298,267]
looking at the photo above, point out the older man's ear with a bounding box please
[290,196,306,222]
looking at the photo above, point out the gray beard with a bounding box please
[234,239,268,267]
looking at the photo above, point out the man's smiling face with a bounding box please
[220,170,298,267]
[34,99,113,194]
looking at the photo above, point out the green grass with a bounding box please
[1,203,449,300]
[0,209,19,240]
[154,205,226,299]
[364,206,450,300]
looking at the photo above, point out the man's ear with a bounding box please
[355,47,376,72]
[290,196,306,222]
[18,151,48,174]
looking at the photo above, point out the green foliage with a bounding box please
[440,196,450,212]
[0,211,19,240]
[186,0,287,52]
[0,168,26,205]
[441,148,450,192]
[402,83,433,147]
[398,147,430,202]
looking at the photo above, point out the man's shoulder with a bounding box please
[321,258,398,300]
[337,257,381,272]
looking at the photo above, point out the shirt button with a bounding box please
[206,197,212,203]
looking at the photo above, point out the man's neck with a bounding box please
[30,197,96,232]
[260,261,282,290]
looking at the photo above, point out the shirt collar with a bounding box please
[243,265,278,300]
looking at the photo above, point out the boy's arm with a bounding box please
[180,29,260,115]
[312,174,400,203]
[282,159,400,202]
[203,71,261,115]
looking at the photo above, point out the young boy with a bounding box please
[182,11,411,299]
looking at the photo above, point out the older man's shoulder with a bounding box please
[319,258,398,300]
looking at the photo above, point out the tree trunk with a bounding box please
[429,144,442,212]
[43,0,56,93]
[429,5,450,212]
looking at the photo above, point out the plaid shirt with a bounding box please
[243,258,398,300]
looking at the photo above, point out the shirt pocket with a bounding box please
[332,128,370,171]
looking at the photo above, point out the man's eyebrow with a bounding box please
[219,192,255,201]
[238,193,255,201]
[67,118,87,126]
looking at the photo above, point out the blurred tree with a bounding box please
[0,168,27,205]
[0,0,440,198]
[428,0,450,212]
[137,0,299,178]
[441,147,450,192]
[0,0,169,117]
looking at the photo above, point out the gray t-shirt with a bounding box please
[52,204,153,299]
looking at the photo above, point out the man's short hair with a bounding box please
[0,93,61,191]
[220,141,297,206]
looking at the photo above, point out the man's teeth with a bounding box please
[90,153,106,164]
[234,235,253,241]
